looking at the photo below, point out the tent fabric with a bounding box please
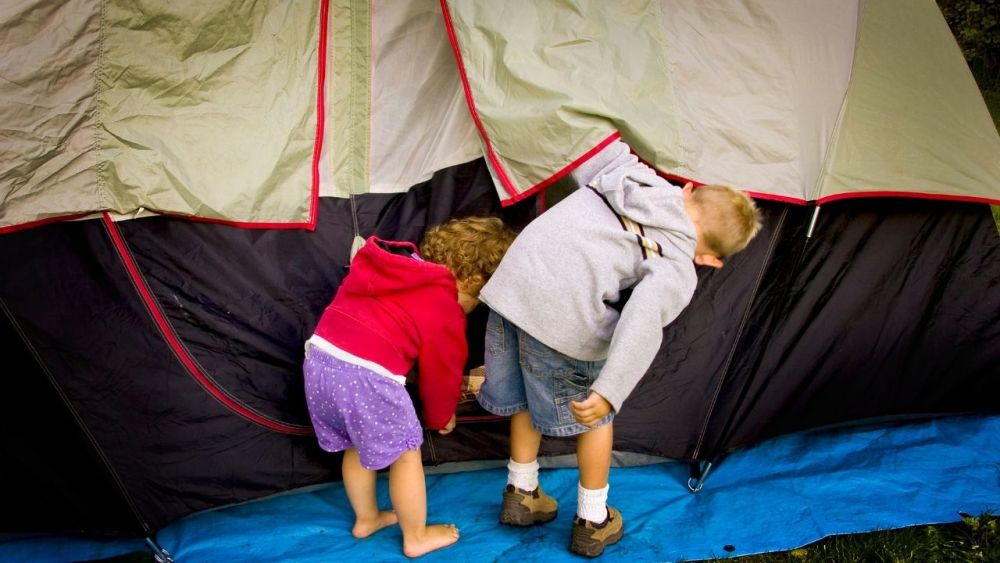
[3,414,998,562]
[323,0,481,198]
[1,0,325,231]
[428,197,1000,464]
[817,0,1000,203]
[2,0,999,545]
[6,0,999,231]
[441,0,681,203]
[442,0,1000,205]
[0,158,530,535]
[2,154,997,535]
[0,0,102,230]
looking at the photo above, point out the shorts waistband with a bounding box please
[306,336,407,385]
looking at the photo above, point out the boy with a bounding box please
[476,139,761,557]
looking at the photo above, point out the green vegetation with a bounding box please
[938,0,999,93]
[697,513,999,562]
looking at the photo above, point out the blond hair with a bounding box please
[419,216,517,296]
[690,185,762,257]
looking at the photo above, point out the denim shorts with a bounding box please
[477,310,613,437]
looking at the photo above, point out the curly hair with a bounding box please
[418,216,517,296]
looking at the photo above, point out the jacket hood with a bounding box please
[340,236,457,297]
[572,140,697,242]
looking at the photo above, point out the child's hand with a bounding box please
[570,392,612,427]
[438,413,457,435]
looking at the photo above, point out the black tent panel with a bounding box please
[707,199,1000,457]
[609,200,787,460]
[4,156,999,537]
[0,158,522,535]
[1,298,142,536]
[117,159,529,431]
[0,219,340,533]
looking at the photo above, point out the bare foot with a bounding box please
[403,523,460,558]
[352,510,398,539]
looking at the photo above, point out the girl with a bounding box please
[303,217,516,558]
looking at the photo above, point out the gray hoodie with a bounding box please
[479,139,698,412]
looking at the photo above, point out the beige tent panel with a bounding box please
[662,1,858,201]
[368,0,480,194]
[442,0,682,200]
[0,0,103,230]
[99,0,320,224]
[1,0,323,232]
[818,0,1000,202]
[322,0,480,199]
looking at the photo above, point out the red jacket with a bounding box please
[312,237,466,429]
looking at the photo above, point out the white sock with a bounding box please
[507,458,539,491]
[577,483,609,523]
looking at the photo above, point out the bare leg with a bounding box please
[389,449,459,558]
[577,421,613,490]
[342,448,398,538]
[510,411,542,464]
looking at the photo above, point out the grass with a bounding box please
[696,513,1000,563]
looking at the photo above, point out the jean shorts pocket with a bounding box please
[552,369,593,398]
[551,369,592,425]
[486,311,507,355]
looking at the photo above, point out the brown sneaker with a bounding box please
[499,484,558,526]
[570,505,624,557]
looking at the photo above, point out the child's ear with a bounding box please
[694,254,724,269]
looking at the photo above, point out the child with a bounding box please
[476,139,761,557]
[303,216,516,558]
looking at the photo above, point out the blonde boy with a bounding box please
[476,140,760,557]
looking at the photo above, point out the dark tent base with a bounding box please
[2,156,998,537]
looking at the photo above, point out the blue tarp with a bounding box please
[3,414,999,562]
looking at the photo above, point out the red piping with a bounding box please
[101,213,314,435]
[0,212,95,235]
[308,0,330,231]
[439,0,520,198]
[816,190,1000,205]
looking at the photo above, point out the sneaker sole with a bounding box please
[499,508,558,527]
[569,526,623,557]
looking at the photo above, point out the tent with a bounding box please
[2,0,998,555]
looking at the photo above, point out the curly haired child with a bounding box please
[303,216,516,558]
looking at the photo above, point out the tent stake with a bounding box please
[687,460,714,493]
[144,537,174,563]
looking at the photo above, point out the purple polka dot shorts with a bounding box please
[303,348,423,470]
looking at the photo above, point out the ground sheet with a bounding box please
[2,414,998,562]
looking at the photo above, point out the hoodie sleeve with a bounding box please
[416,304,467,429]
[570,140,634,189]
[590,247,697,412]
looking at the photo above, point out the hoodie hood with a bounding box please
[571,139,696,245]
[340,236,457,298]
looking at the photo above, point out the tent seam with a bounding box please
[691,206,788,460]
[0,296,151,535]
[100,214,315,436]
